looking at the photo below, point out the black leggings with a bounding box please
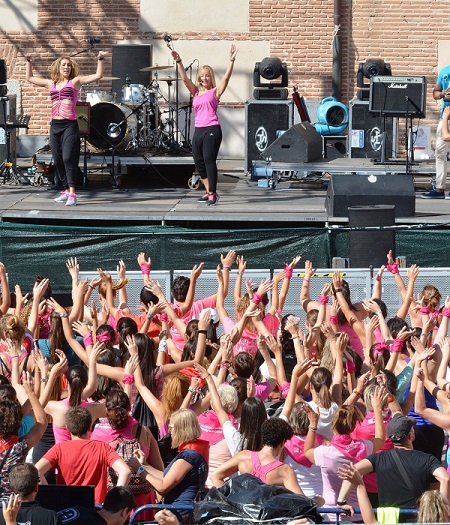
[50,119,80,189]
[192,125,222,194]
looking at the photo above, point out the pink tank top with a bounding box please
[250,450,283,483]
[50,79,78,120]
[192,88,220,127]
[52,398,89,444]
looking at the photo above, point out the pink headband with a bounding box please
[97,332,111,343]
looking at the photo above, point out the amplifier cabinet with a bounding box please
[245,99,293,175]
[369,76,427,118]
[0,95,17,165]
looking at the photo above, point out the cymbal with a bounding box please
[139,65,173,72]
[158,77,180,83]
[100,76,120,81]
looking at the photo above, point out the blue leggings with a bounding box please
[192,125,222,194]
[50,119,80,189]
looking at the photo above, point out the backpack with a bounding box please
[107,424,152,494]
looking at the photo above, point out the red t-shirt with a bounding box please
[114,309,160,338]
[43,439,121,504]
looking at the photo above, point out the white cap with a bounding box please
[199,307,219,324]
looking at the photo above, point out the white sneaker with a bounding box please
[65,194,77,206]
[54,191,69,203]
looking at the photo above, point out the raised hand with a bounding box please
[66,257,79,280]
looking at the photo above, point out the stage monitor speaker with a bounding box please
[0,95,17,165]
[326,173,415,218]
[245,99,293,175]
[261,122,322,163]
[323,135,347,160]
[348,205,395,268]
[111,45,152,96]
[348,100,398,159]
[369,76,427,118]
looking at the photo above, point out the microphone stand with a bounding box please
[70,46,95,58]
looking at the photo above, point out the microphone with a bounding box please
[163,33,173,49]
[185,60,195,71]
[107,123,121,137]
[87,36,101,45]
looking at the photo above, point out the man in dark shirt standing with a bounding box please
[0,463,60,525]
[337,414,450,509]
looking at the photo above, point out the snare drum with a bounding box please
[122,84,146,106]
[87,102,137,151]
[85,90,116,105]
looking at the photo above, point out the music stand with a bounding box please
[0,103,30,184]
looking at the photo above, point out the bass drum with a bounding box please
[87,102,137,151]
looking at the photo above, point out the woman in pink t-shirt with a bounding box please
[171,45,238,206]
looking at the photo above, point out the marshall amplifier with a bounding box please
[369,76,426,118]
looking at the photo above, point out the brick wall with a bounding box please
[1,0,449,138]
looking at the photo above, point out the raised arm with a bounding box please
[72,51,108,88]
[396,265,419,320]
[171,50,198,95]
[300,260,317,311]
[234,255,247,306]
[215,44,238,98]
[278,256,301,312]
[25,55,52,88]
[0,263,11,315]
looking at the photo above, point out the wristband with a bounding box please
[386,262,399,274]
[442,308,450,318]
[140,262,150,275]
[303,278,311,283]
[219,362,230,369]
[421,332,432,337]
[230,58,235,62]
[83,334,94,347]
[40,378,46,383]
[388,395,394,403]
[319,295,328,305]
[252,292,262,305]
[123,374,134,384]
[160,313,169,322]
[390,338,403,353]
[284,264,293,279]
[98,56,104,61]
[308,425,317,431]
[346,361,356,373]
[137,466,146,476]
[222,265,231,270]
[11,355,19,359]
[420,307,430,315]
[88,284,94,289]
[60,313,68,318]
[336,501,347,506]
[334,288,343,293]
[158,339,167,353]
[291,336,299,340]
[176,59,182,63]
[188,386,198,393]
[198,329,207,335]
[146,313,154,321]
[352,388,361,396]
[329,315,338,325]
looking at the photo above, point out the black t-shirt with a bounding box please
[58,506,107,525]
[0,500,61,525]
[367,448,443,508]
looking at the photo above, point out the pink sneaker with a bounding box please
[65,193,77,206]
[54,191,69,203]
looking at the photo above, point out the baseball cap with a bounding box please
[199,307,219,324]
[387,415,416,443]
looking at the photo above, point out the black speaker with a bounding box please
[369,76,427,118]
[0,60,6,84]
[245,99,293,174]
[348,206,395,268]
[111,45,152,97]
[261,122,323,163]
[0,95,16,165]
[326,173,415,218]
[323,136,347,160]
[348,100,398,159]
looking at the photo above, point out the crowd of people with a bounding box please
[1,250,450,524]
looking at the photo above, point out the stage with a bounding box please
[0,155,448,228]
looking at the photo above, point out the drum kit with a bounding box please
[79,65,192,154]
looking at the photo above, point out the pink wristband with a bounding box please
[442,308,450,318]
[420,307,430,315]
[386,262,399,274]
[390,338,403,353]
[345,361,356,373]
[303,278,311,283]
[284,264,293,279]
[123,374,134,384]
[222,265,231,270]
[160,313,169,322]
[329,315,338,325]
[319,295,328,305]
[140,262,150,275]
[83,334,93,347]
[252,292,263,304]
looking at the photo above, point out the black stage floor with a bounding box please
[0,156,448,228]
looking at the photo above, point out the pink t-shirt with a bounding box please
[223,313,280,358]
[169,296,216,350]
[338,323,363,358]
[351,410,393,492]
[193,88,220,127]
[314,440,373,516]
